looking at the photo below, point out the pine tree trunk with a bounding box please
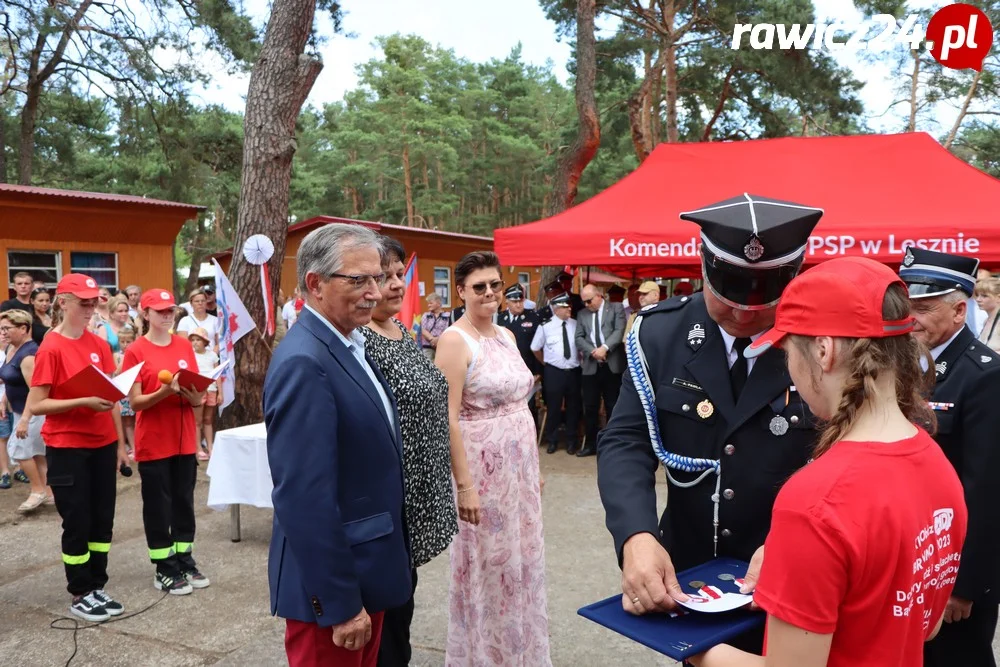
[17,85,41,185]
[221,0,322,429]
[0,109,7,183]
[402,143,414,226]
[551,0,600,214]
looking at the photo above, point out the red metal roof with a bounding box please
[0,183,206,212]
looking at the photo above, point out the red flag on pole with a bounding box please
[398,253,420,336]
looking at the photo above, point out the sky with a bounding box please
[188,0,974,136]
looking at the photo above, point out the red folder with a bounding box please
[60,362,145,402]
[170,359,232,393]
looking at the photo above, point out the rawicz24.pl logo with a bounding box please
[731,2,993,71]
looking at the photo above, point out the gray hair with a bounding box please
[297,223,384,294]
[125,284,141,295]
[941,290,966,305]
[426,292,442,304]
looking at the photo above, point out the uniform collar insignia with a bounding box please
[687,323,706,350]
[935,360,948,376]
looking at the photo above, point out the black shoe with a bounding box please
[91,589,124,616]
[70,593,109,622]
[576,446,597,457]
[154,571,193,596]
[546,442,558,454]
[566,443,579,456]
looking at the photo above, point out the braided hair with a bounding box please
[790,283,935,459]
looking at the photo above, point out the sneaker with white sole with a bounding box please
[154,571,192,596]
[91,589,124,616]
[70,593,109,622]
[183,568,210,589]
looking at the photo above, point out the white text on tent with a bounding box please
[609,238,701,258]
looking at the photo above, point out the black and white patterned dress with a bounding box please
[361,319,458,567]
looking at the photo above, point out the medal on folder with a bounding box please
[578,557,764,660]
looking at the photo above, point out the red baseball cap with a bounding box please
[56,274,101,299]
[140,289,177,311]
[745,257,915,359]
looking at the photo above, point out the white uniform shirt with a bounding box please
[281,300,297,328]
[531,317,581,369]
[719,326,763,374]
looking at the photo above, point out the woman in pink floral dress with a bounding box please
[436,251,551,667]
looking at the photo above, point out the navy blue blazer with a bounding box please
[263,308,411,627]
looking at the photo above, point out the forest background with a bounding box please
[2,0,999,298]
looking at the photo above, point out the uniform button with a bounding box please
[682,404,691,412]
[789,415,799,425]
[723,488,735,500]
[721,529,732,537]
[724,444,735,455]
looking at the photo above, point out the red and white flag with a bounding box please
[212,258,256,413]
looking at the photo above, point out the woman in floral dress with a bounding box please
[435,251,551,667]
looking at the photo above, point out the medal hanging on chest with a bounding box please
[769,415,789,436]
[696,399,714,419]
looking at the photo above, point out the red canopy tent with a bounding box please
[494,133,1000,278]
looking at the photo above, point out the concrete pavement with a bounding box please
[0,453,996,666]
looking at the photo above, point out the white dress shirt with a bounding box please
[305,305,395,429]
[919,327,966,372]
[719,326,763,374]
[531,317,581,370]
[589,305,609,349]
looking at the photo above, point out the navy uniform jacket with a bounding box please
[498,308,542,375]
[263,309,411,626]
[926,326,1000,604]
[597,294,818,571]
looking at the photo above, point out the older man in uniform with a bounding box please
[532,293,583,454]
[597,194,824,653]
[899,248,1000,667]
[498,284,543,427]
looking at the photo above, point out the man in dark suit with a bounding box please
[263,223,410,667]
[597,194,824,654]
[575,284,626,457]
[900,248,1000,667]
[498,284,542,426]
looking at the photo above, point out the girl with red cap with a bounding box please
[27,274,130,622]
[690,257,968,667]
[122,288,209,597]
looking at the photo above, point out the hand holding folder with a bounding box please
[60,362,145,403]
[166,358,232,393]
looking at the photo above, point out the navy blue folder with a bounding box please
[578,557,765,660]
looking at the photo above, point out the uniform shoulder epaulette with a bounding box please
[637,294,694,316]
[964,340,1000,370]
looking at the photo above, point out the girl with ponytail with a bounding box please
[691,258,968,667]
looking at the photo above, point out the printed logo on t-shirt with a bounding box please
[90,352,100,364]
[178,359,188,369]
[933,508,954,535]
[895,507,960,626]
[85,278,97,288]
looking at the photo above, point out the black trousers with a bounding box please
[543,365,582,448]
[582,364,622,447]
[376,568,418,667]
[138,454,198,576]
[925,601,999,667]
[47,442,119,596]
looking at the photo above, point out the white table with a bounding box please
[206,422,272,542]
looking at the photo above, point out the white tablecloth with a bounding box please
[206,422,273,510]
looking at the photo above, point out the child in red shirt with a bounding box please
[122,289,208,596]
[27,274,129,623]
[690,258,968,667]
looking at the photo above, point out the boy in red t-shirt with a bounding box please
[690,258,968,667]
[28,274,129,623]
[122,289,208,596]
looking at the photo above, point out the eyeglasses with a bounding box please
[583,297,597,305]
[470,280,504,296]
[329,272,387,290]
[0,326,13,333]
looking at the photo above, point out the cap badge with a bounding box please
[687,323,705,349]
[902,248,915,267]
[769,415,789,436]
[935,361,948,376]
[743,234,765,262]
[85,278,97,288]
[696,399,714,419]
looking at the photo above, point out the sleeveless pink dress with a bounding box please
[445,326,552,667]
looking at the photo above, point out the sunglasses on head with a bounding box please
[469,279,503,296]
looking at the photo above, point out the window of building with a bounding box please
[70,252,118,289]
[7,250,61,298]
[433,266,451,307]
[517,272,531,300]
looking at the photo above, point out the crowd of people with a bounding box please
[0,273,224,621]
[261,206,998,667]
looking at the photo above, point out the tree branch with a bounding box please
[701,62,736,141]
[944,69,983,149]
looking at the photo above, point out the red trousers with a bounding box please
[285,612,384,667]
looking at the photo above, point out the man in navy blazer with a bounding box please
[263,223,411,667]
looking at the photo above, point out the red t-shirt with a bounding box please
[31,330,118,448]
[755,429,967,666]
[122,336,199,462]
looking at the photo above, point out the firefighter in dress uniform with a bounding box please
[498,284,543,428]
[597,194,824,654]
[899,248,1000,667]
